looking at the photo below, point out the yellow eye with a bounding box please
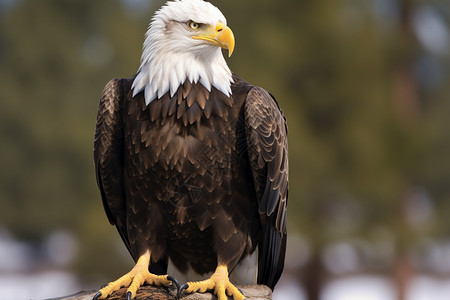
[188,21,200,30]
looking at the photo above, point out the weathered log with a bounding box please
[50,285,272,300]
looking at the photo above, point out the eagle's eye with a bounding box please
[188,21,201,30]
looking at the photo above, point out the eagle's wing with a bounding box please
[245,87,288,289]
[94,79,131,256]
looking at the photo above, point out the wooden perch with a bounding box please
[51,285,272,300]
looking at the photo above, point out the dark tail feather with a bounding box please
[257,215,286,289]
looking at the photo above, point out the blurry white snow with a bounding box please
[273,275,450,300]
[273,275,306,300]
[322,242,360,275]
[0,229,34,272]
[0,271,80,300]
[413,6,450,56]
[43,230,79,267]
[322,276,396,300]
[408,276,450,300]
[0,229,80,299]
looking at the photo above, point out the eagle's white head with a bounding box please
[132,0,235,105]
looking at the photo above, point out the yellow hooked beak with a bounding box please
[192,22,235,57]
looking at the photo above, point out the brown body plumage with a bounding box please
[94,73,288,289]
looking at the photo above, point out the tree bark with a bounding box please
[302,248,323,300]
[391,1,418,300]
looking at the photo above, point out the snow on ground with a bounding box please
[0,271,80,300]
[273,275,450,300]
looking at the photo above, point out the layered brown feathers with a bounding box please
[94,74,288,288]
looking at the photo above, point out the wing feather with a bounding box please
[245,87,288,289]
[94,79,131,255]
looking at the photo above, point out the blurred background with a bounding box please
[1,0,450,299]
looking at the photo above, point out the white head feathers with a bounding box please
[132,0,233,105]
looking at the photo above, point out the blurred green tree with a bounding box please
[0,0,158,283]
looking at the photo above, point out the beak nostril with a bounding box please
[217,28,223,32]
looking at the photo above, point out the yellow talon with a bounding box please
[184,265,245,300]
[95,250,172,299]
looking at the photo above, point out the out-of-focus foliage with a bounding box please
[1,0,449,293]
[223,0,444,246]
[0,0,157,282]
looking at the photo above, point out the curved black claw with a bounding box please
[92,292,102,300]
[168,275,180,291]
[177,283,189,300]
[126,291,132,300]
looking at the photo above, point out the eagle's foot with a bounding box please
[93,251,177,300]
[178,265,245,300]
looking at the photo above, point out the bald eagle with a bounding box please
[93,1,288,300]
